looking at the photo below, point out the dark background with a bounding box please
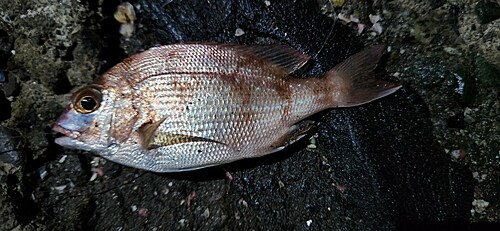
[1,0,499,230]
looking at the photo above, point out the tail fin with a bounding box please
[326,45,401,107]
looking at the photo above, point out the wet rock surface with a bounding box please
[0,0,498,230]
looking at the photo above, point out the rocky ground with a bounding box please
[0,0,499,230]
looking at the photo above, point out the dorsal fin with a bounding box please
[233,45,310,74]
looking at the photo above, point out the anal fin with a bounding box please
[269,120,316,153]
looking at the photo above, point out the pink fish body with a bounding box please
[53,44,400,172]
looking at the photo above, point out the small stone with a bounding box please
[357,23,365,35]
[114,2,136,24]
[89,172,98,182]
[307,136,317,149]
[53,185,67,192]
[330,0,345,7]
[93,167,105,176]
[472,199,489,213]
[119,24,135,38]
[238,198,248,207]
[58,155,67,163]
[235,28,245,37]
[114,2,136,38]
[369,14,381,24]
[450,149,467,159]
[138,208,148,217]
[337,13,351,23]
[39,166,48,180]
[349,15,360,23]
[371,23,383,35]
[278,180,285,188]
[443,47,461,55]
[201,208,210,218]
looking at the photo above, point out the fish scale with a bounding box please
[137,71,291,155]
[53,44,400,172]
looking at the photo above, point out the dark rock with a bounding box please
[448,5,461,35]
[404,53,478,106]
[475,56,500,88]
[475,0,500,24]
[0,29,13,70]
[481,170,500,211]
[0,127,24,166]
[0,89,10,122]
[0,70,20,98]
[429,0,446,9]
[446,112,466,129]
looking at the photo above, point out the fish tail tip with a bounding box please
[326,45,400,107]
[340,82,401,107]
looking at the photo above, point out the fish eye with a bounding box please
[72,86,102,114]
[80,96,98,111]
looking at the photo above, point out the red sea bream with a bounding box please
[53,44,400,172]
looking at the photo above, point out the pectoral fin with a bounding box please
[137,117,166,149]
[137,118,224,149]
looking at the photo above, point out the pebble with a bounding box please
[39,166,48,180]
[235,28,245,36]
[58,155,67,163]
[0,71,6,82]
[472,199,489,213]
[114,2,136,37]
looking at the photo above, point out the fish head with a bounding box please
[53,84,132,153]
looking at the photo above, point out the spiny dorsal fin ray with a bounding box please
[233,45,310,74]
[137,117,225,150]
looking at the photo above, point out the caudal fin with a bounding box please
[326,45,401,107]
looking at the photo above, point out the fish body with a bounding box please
[53,44,399,172]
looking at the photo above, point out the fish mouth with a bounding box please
[53,124,91,151]
[53,124,81,139]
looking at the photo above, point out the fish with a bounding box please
[53,43,400,172]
